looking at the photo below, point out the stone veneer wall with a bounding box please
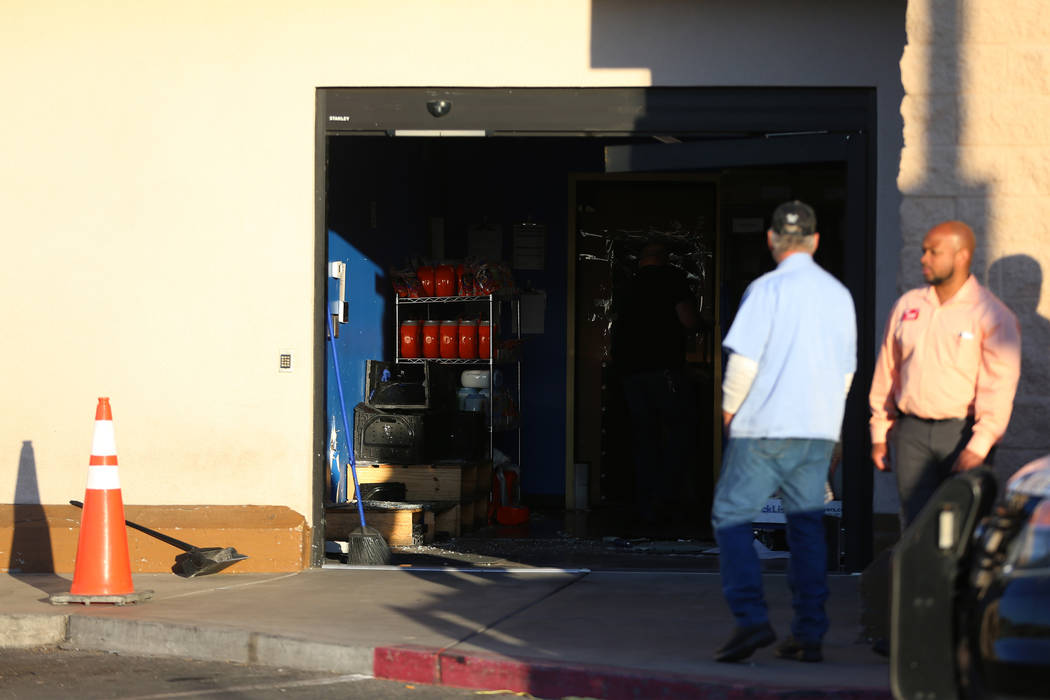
[898,0,1050,480]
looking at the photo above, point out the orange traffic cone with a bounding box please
[51,398,152,605]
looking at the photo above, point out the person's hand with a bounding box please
[829,442,843,479]
[722,411,734,436]
[871,442,890,472]
[952,449,985,472]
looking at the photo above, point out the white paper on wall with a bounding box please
[468,223,503,261]
[512,223,546,270]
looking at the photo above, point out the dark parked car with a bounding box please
[891,457,1050,700]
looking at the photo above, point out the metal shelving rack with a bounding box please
[395,293,521,468]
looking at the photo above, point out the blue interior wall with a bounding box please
[325,135,429,501]
[325,235,386,501]
[325,136,604,500]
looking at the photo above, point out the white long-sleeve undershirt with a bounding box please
[721,353,854,414]
[721,353,758,414]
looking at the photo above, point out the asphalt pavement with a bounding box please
[0,561,892,700]
[0,646,479,700]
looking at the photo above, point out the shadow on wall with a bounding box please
[913,1,1049,476]
[989,255,1050,474]
[882,2,1047,482]
[8,441,63,582]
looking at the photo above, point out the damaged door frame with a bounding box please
[314,86,877,570]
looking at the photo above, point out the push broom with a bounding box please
[326,308,391,565]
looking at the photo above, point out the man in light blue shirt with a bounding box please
[711,201,857,663]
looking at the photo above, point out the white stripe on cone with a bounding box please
[86,465,121,490]
[91,420,117,457]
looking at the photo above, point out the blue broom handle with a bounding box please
[325,309,367,530]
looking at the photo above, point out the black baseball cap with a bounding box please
[771,200,817,237]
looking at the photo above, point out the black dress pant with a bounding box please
[892,414,981,528]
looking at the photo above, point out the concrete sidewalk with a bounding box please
[0,567,890,699]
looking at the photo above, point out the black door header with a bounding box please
[318,87,874,135]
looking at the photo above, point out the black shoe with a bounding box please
[775,636,823,662]
[714,622,776,663]
[870,637,889,658]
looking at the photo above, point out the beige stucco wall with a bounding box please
[899,0,1050,480]
[1,1,906,525]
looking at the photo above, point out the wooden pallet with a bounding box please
[459,498,493,532]
[326,461,494,546]
[324,502,433,547]
[354,462,484,503]
[433,501,462,539]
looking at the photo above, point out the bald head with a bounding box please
[921,220,976,295]
[928,220,976,258]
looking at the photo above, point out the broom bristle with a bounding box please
[346,526,391,565]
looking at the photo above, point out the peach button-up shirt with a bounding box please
[869,275,1021,458]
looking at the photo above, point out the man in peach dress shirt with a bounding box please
[869,221,1021,527]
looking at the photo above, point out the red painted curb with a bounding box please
[373,645,893,700]
[373,646,439,685]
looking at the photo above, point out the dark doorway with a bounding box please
[317,87,877,570]
[571,175,717,536]
[602,132,871,568]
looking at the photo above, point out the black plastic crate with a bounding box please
[365,360,429,410]
[353,403,425,465]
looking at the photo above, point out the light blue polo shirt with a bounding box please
[723,253,857,440]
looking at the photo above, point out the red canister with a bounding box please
[416,265,435,297]
[435,265,455,297]
[458,264,477,296]
[478,320,491,359]
[422,320,440,359]
[439,320,459,359]
[458,319,478,359]
[455,264,465,295]
[400,320,421,358]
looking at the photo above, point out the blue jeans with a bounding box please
[712,437,834,642]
